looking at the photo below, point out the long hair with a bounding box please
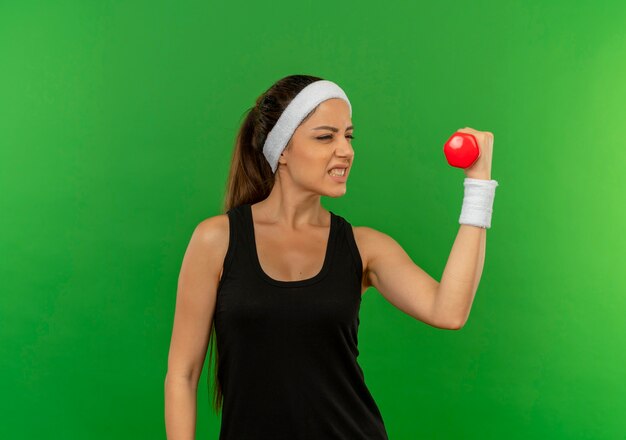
[208,74,324,414]
[220,74,325,212]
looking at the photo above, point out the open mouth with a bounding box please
[328,168,347,177]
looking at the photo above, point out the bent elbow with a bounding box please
[429,308,465,330]
[447,318,466,330]
[448,323,464,330]
[425,316,464,330]
[432,313,465,330]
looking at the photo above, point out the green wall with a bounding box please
[1,0,624,438]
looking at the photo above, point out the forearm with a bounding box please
[434,223,486,328]
[164,373,198,440]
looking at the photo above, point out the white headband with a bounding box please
[261,79,352,173]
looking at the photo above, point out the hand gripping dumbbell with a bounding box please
[443,132,480,168]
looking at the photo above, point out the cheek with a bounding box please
[296,149,328,169]
[292,159,329,184]
[287,142,329,177]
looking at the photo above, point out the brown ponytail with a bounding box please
[220,74,325,212]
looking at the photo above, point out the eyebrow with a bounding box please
[311,125,354,132]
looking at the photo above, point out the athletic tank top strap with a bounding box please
[214,203,245,295]
[338,210,364,289]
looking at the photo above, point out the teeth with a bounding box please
[329,168,346,176]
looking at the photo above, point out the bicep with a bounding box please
[359,226,449,329]
[166,215,229,383]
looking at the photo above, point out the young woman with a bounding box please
[164,74,498,439]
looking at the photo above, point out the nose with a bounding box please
[336,136,354,155]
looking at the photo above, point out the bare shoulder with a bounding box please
[190,213,230,281]
[352,225,398,262]
[193,213,229,245]
[351,225,397,291]
[351,225,374,264]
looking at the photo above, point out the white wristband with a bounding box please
[459,177,499,229]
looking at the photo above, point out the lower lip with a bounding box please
[328,171,348,183]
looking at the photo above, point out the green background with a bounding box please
[1,0,624,438]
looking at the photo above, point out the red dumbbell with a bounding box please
[443,132,480,168]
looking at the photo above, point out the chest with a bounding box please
[254,224,330,283]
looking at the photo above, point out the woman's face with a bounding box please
[276,98,354,197]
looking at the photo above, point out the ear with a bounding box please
[277,142,291,166]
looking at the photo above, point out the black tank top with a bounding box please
[214,203,389,440]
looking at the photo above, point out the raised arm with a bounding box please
[164,215,229,439]
[357,128,495,330]
[355,223,485,330]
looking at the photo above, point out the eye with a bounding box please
[316,135,355,140]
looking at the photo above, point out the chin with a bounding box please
[322,187,348,198]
